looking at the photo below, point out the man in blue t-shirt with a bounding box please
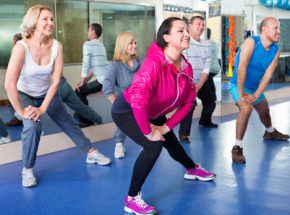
[228,17,289,163]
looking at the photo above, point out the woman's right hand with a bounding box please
[21,105,41,121]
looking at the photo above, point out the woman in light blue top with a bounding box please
[103,32,143,158]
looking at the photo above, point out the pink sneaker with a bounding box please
[184,164,216,181]
[124,192,156,215]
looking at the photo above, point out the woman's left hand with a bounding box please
[150,124,170,135]
[24,105,45,121]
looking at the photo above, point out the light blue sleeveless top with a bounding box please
[230,36,279,90]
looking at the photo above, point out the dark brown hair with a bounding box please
[156,17,183,49]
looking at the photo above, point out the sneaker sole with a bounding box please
[263,137,289,141]
[124,206,156,215]
[184,174,215,181]
[86,159,112,166]
[22,181,37,188]
[114,152,125,159]
[115,155,125,159]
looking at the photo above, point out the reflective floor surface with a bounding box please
[0,101,290,215]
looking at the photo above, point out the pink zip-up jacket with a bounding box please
[124,42,196,135]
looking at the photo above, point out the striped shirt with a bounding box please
[185,37,211,83]
[82,39,108,84]
[209,40,220,74]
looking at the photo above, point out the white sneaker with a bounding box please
[86,150,111,165]
[22,168,37,188]
[114,143,125,159]
[0,136,12,144]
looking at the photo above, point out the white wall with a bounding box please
[244,4,290,35]
[221,0,245,16]
[163,0,193,8]
[193,0,208,13]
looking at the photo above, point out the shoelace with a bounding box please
[134,193,149,209]
[90,151,106,159]
[97,153,105,159]
[196,165,210,174]
[234,147,243,155]
[23,172,35,180]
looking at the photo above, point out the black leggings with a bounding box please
[112,111,196,197]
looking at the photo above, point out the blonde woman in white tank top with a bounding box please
[5,5,111,188]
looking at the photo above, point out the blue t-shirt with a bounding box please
[230,36,279,90]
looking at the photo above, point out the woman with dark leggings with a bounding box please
[112,17,216,215]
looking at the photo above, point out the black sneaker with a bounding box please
[231,145,246,163]
[199,122,218,128]
[79,121,94,128]
[179,135,190,143]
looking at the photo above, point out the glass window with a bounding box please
[55,0,88,64]
[0,1,155,66]
[0,0,54,67]
[0,1,24,67]
[90,2,155,60]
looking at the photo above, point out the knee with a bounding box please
[239,103,253,115]
[23,120,42,134]
[143,142,163,158]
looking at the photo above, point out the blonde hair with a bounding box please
[113,32,137,63]
[21,5,52,38]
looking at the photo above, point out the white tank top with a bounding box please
[17,39,59,97]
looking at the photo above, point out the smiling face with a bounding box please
[264,18,280,43]
[34,9,54,37]
[189,17,205,40]
[163,20,190,51]
[126,38,138,56]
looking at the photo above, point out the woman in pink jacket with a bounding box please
[111,17,216,215]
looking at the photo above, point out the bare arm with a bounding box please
[237,38,255,99]
[254,48,281,99]
[75,71,94,91]
[6,41,63,121]
[5,43,26,117]
[85,72,94,82]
